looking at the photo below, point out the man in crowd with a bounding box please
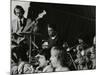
[86,36,96,69]
[35,49,53,72]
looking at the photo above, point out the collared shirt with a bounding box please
[17,17,24,27]
[16,17,25,33]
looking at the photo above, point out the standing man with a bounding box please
[12,5,27,34]
[11,5,27,44]
[11,5,29,64]
[42,25,59,49]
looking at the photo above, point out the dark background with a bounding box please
[27,2,96,47]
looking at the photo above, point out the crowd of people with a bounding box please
[11,5,96,75]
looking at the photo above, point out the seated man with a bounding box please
[35,49,53,73]
[50,46,71,72]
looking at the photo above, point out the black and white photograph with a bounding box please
[11,0,96,75]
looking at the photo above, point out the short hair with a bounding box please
[47,24,56,31]
[14,5,25,15]
[51,46,71,67]
[39,49,51,60]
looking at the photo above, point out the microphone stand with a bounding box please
[29,20,38,63]
[29,28,32,63]
[28,10,46,63]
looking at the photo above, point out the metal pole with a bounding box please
[29,34,32,63]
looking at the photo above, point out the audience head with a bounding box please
[78,38,84,44]
[50,46,71,68]
[36,49,50,68]
[93,36,96,45]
